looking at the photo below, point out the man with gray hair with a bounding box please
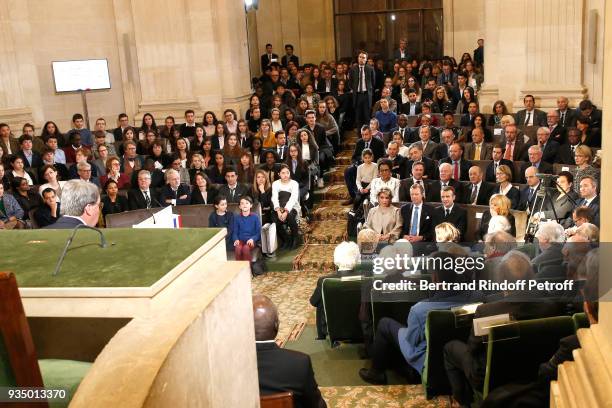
[76,161,100,187]
[310,241,361,339]
[531,221,565,274]
[44,179,100,229]
[159,168,190,206]
[128,169,159,210]
[520,144,553,183]
[536,126,559,163]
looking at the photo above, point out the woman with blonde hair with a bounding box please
[573,144,600,193]
[363,187,403,244]
[478,194,516,241]
[435,222,460,243]
[494,163,519,209]
[430,86,453,113]
[256,119,276,148]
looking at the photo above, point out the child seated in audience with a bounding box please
[352,149,377,212]
[232,196,261,262]
[208,195,234,252]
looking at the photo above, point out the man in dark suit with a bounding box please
[546,109,566,145]
[555,128,581,165]
[254,295,327,408]
[502,124,530,162]
[473,39,484,67]
[159,169,191,206]
[179,110,198,139]
[432,186,467,241]
[434,128,455,161]
[395,114,412,143]
[428,163,464,202]
[576,175,600,226]
[304,110,333,171]
[386,141,409,180]
[128,170,160,210]
[398,162,430,202]
[519,145,553,183]
[556,96,577,128]
[349,51,375,129]
[485,144,514,183]
[399,89,422,116]
[344,126,385,204]
[437,62,458,88]
[17,135,43,169]
[113,113,129,142]
[35,188,60,228]
[518,166,542,211]
[317,67,338,97]
[260,43,279,73]
[217,168,250,204]
[393,39,411,61]
[43,179,100,229]
[462,166,495,205]
[400,183,434,243]
[514,95,547,127]
[271,131,289,162]
[0,123,19,156]
[536,127,560,164]
[281,44,299,67]
[443,251,564,408]
[441,143,472,181]
[578,99,602,129]
[406,143,437,180]
[459,102,480,127]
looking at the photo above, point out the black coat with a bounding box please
[159,184,191,206]
[432,204,468,241]
[351,137,385,164]
[128,188,161,210]
[494,184,520,210]
[398,178,431,202]
[216,183,250,204]
[407,157,438,180]
[427,180,465,203]
[461,181,496,206]
[190,188,217,205]
[519,161,553,183]
[42,215,85,229]
[400,202,435,241]
[348,64,375,107]
[256,342,327,408]
[34,203,60,228]
[540,140,560,163]
[555,143,579,165]
[102,195,129,217]
[485,159,515,183]
[440,158,472,181]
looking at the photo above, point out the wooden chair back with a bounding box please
[260,392,294,408]
[0,272,48,407]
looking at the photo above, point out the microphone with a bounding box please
[53,224,110,276]
[535,173,558,180]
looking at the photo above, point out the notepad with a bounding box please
[473,313,511,336]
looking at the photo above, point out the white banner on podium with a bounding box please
[133,206,182,229]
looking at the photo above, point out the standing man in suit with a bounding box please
[519,145,553,183]
[401,184,435,253]
[441,143,472,181]
[43,179,100,229]
[399,162,430,202]
[576,176,600,226]
[556,96,577,128]
[128,170,160,210]
[518,166,542,211]
[343,126,385,204]
[546,109,566,145]
[515,94,547,127]
[486,145,514,183]
[260,43,279,73]
[462,166,495,205]
[281,44,299,67]
[502,124,530,162]
[254,295,327,408]
[463,128,492,161]
[349,51,375,129]
[433,186,468,241]
[217,168,249,204]
[536,127,560,164]
[556,128,581,165]
[393,38,411,61]
[474,39,484,68]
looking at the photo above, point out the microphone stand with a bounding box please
[53,224,109,276]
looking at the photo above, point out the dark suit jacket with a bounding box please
[515,109,547,127]
[304,124,330,150]
[217,183,250,204]
[494,184,520,210]
[238,134,253,150]
[42,215,85,229]
[17,150,43,169]
[159,184,191,206]
[400,102,422,116]
[190,188,216,205]
[34,203,60,228]
[437,72,458,88]
[432,204,468,241]
[505,139,531,162]
[113,127,124,142]
[485,160,515,183]
[387,155,409,180]
[260,53,279,72]
[407,157,437,180]
[393,48,411,61]
[557,109,578,128]
[518,184,542,211]
[440,158,472,181]
[460,113,475,127]
[434,143,452,161]
[478,210,516,240]
[463,142,493,161]
[211,136,226,152]
[127,188,161,210]
[555,143,578,165]
[288,162,310,190]
[427,179,464,203]
[577,196,600,226]
[281,54,299,67]
[349,64,375,107]
[316,78,338,96]
[519,161,553,183]
[400,202,435,241]
[549,125,566,145]
[542,190,579,224]
[540,140,560,163]
[461,181,496,206]
[398,178,431,202]
[269,145,289,162]
[257,342,327,408]
[351,137,385,164]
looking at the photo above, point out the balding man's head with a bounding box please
[498,250,535,283]
[252,295,279,341]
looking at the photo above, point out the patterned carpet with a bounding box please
[320,385,450,408]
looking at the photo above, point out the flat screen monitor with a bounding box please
[52,59,111,93]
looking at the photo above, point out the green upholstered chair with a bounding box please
[482,316,575,398]
[322,277,365,346]
[422,310,472,399]
[0,272,92,408]
[572,312,590,331]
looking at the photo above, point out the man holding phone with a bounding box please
[261,43,279,73]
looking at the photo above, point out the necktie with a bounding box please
[144,191,151,208]
[365,141,370,149]
[474,144,481,160]
[410,206,420,236]
[525,112,531,126]
[528,188,534,201]
[453,161,459,180]
[230,188,235,200]
[470,185,478,204]
[445,208,450,217]
[571,145,576,153]
[494,162,498,173]
[278,147,282,159]
[359,66,364,92]
[560,112,566,125]
[504,143,513,160]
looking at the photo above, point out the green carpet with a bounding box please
[264,247,303,271]
[0,228,219,287]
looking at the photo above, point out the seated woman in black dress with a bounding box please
[494,164,520,209]
[206,151,227,186]
[478,194,516,241]
[251,169,272,225]
[285,143,310,208]
[190,171,217,205]
[102,179,129,218]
